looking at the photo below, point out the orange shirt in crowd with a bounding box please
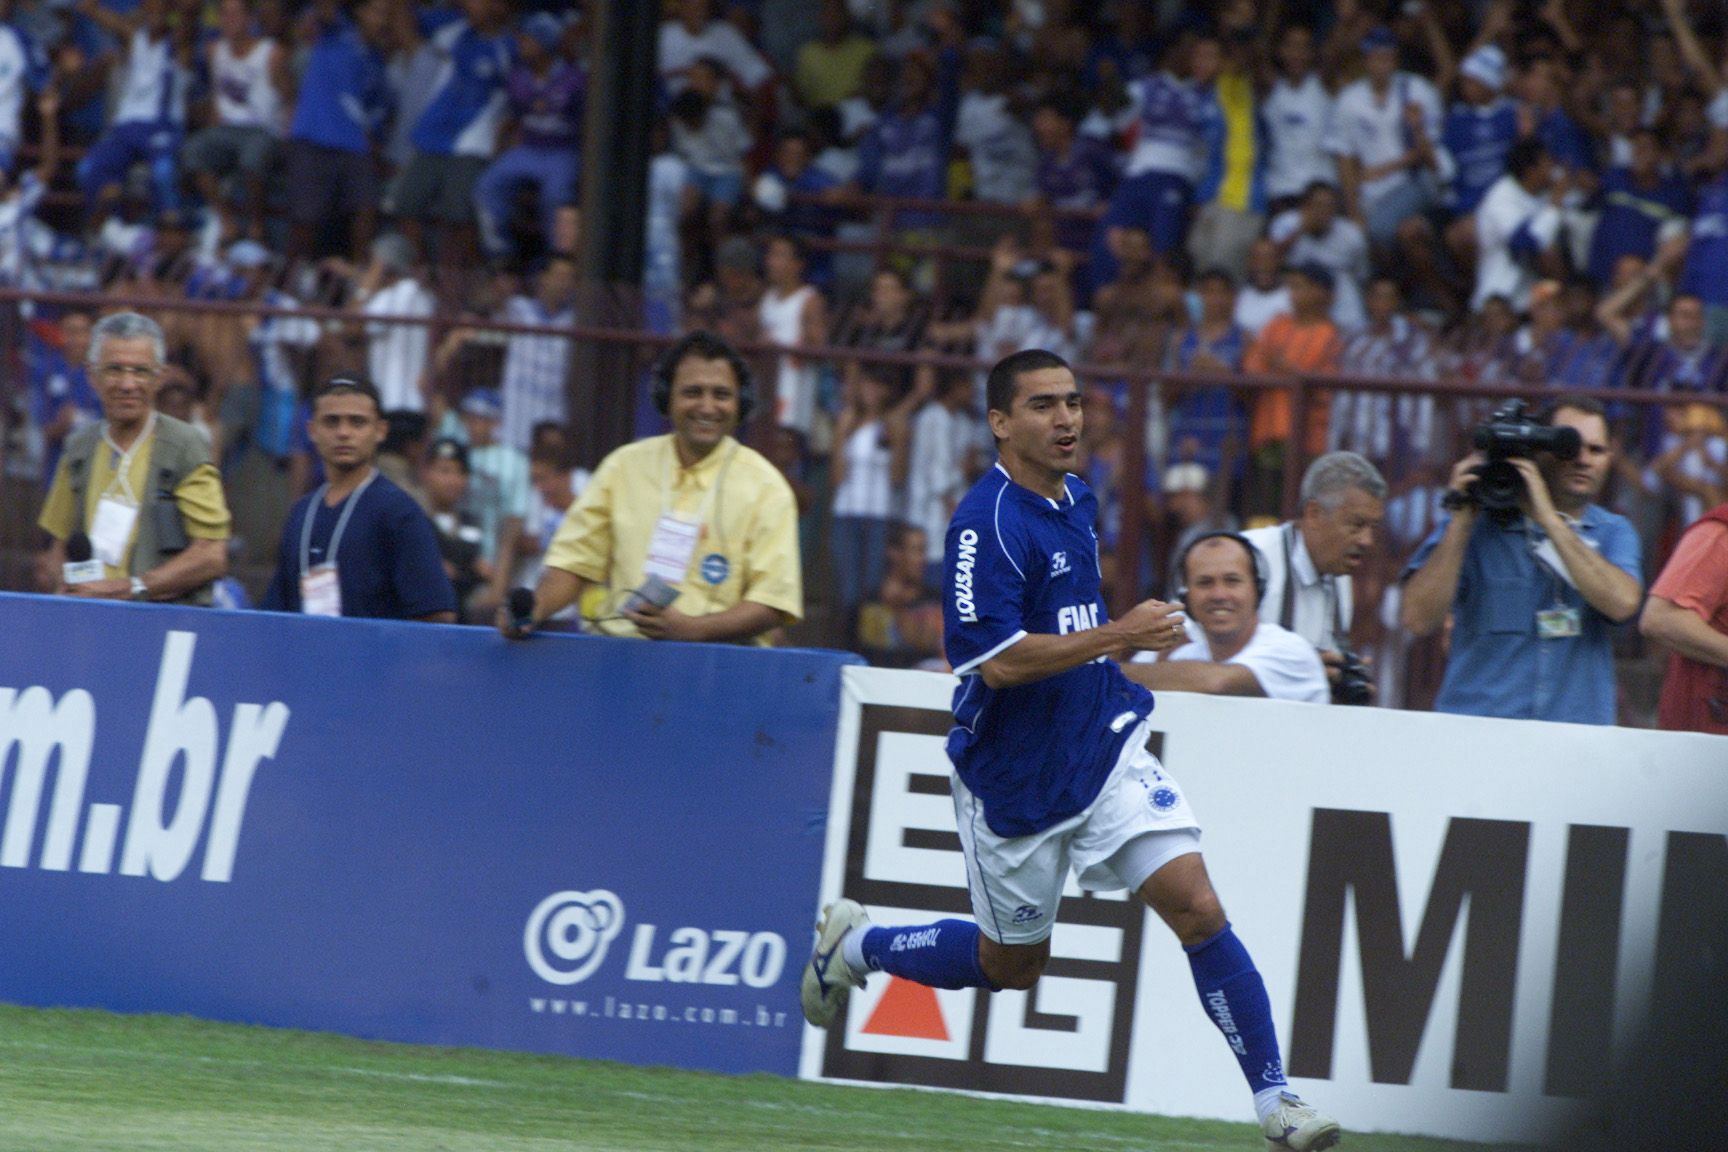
[1648,511,1728,734]
[1243,314,1340,453]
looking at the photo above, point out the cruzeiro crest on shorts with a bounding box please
[1140,767,1182,813]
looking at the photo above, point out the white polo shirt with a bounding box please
[1136,621,1330,703]
[1243,522,1354,653]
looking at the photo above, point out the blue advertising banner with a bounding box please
[0,593,857,1075]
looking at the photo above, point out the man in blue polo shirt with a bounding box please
[262,377,456,622]
[800,350,1341,1152]
[1400,395,1642,724]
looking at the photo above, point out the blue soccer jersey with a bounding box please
[409,19,513,158]
[288,20,388,154]
[1443,98,1518,215]
[942,464,1155,838]
[1679,172,1728,307]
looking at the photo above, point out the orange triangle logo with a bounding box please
[861,977,950,1040]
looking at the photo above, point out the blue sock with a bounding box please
[1185,923,1289,1096]
[859,920,994,990]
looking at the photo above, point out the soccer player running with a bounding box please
[801,350,1340,1151]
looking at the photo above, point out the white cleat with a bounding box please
[1262,1092,1341,1152]
[799,899,869,1028]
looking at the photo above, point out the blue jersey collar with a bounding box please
[994,460,1076,510]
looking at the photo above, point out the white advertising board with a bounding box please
[800,666,1728,1143]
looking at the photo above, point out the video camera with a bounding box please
[1444,400,1582,525]
[1332,646,1374,706]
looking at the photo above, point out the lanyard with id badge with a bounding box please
[89,413,156,569]
[640,440,736,587]
[1529,522,1583,640]
[299,470,377,617]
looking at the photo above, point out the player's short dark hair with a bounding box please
[312,376,383,416]
[986,348,1070,419]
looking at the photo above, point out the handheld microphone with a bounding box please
[62,532,105,585]
[507,587,537,634]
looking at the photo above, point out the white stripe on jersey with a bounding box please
[950,628,1029,678]
[991,479,1025,580]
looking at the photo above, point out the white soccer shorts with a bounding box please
[951,720,1202,945]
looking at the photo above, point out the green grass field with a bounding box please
[0,1004,1533,1152]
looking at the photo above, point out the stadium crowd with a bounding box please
[1,0,1727,728]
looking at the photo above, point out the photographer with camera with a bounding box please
[36,313,231,606]
[1241,452,1386,705]
[500,330,802,645]
[1400,395,1642,725]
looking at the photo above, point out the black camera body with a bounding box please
[1331,647,1374,706]
[1447,400,1583,525]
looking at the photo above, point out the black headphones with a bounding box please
[651,330,755,421]
[1174,531,1268,608]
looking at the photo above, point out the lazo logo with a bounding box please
[523,889,625,985]
[523,889,789,990]
[0,630,288,883]
[625,925,786,987]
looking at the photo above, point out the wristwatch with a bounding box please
[130,576,148,601]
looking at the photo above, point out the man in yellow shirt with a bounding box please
[36,312,230,606]
[502,331,801,645]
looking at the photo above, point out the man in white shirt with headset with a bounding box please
[1129,530,1329,703]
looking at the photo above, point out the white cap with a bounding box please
[1460,45,1506,93]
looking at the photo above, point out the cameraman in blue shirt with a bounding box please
[1400,395,1642,724]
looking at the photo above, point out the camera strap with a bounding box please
[1281,524,1344,650]
[1525,516,1582,593]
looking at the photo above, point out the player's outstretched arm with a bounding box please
[1121,659,1264,697]
[979,599,1187,689]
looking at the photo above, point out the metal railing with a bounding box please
[2,286,1709,642]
